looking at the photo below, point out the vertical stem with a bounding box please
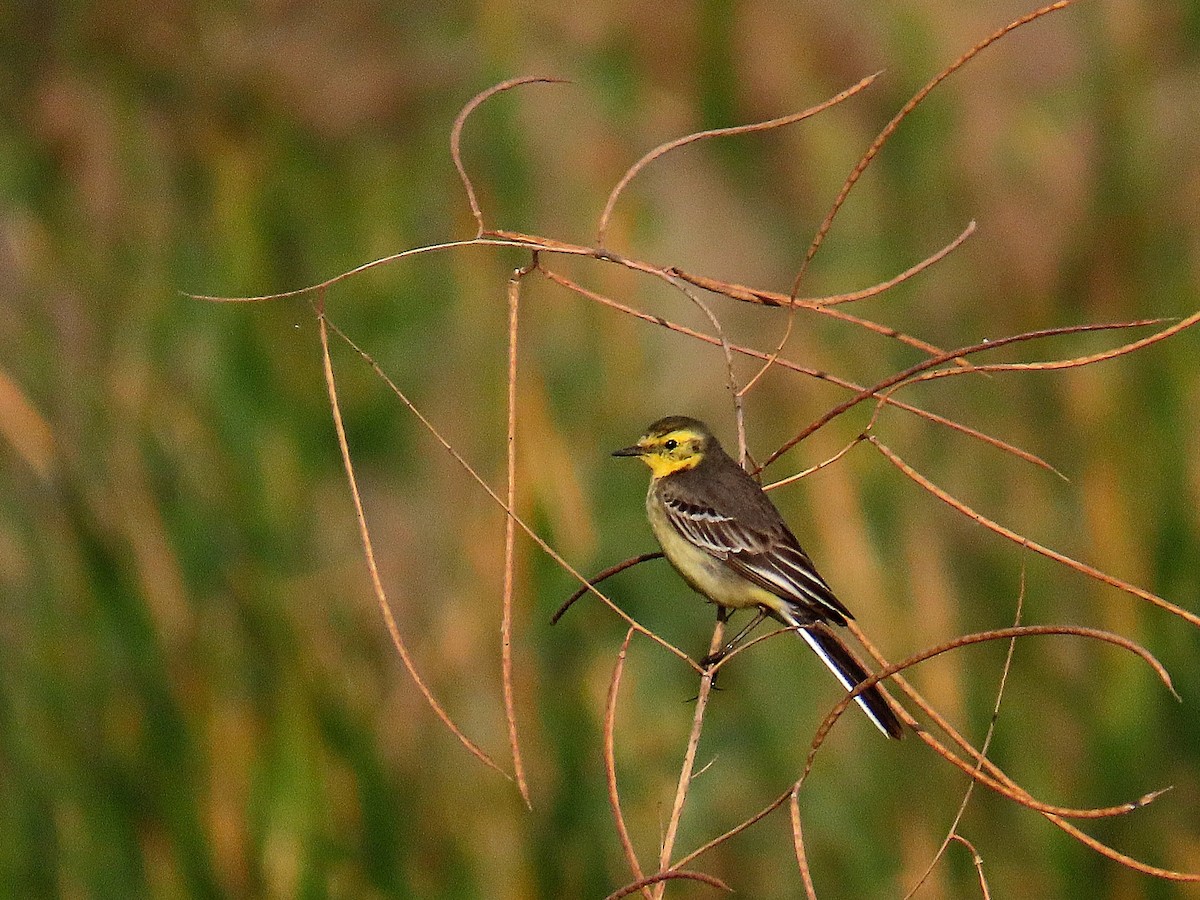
[789,787,819,900]
[606,629,653,899]
[653,618,726,897]
[504,267,531,807]
[316,299,504,775]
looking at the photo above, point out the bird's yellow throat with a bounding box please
[643,451,701,479]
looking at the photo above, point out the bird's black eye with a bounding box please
[664,439,678,451]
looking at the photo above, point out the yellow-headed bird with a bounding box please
[614,415,903,738]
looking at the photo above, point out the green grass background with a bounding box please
[2,1,1199,897]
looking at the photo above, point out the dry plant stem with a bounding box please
[191,206,970,328]
[186,237,569,303]
[537,266,1060,477]
[847,621,1150,813]
[674,220,975,309]
[904,569,1025,900]
[807,623,1176,817]
[596,72,881,248]
[742,225,976,400]
[551,552,665,624]
[763,318,1163,473]
[190,221,978,375]
[763,436,864,493]
[605,870,731,900]
[695,220,980,387]
[739,299,798,400]
[671,789,792,870]
[797,0,1078,282]
[677,614,1185,884]
[319,314,696,668]
[316,304,506,777]
[868,436,1200,629]
[788,789,819,900]
[894,307,1200,389]
[949,835,991,900]
[653,619,727,900]
[606,628,652,900]
[503,267,531,808]
[451,76,568,236]
[1041,814,1200,882]
[843,624,1200,882]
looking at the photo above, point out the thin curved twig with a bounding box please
[869,437,1200,629]
[761,318,1165,473]
[890,309,1200,390]
[671,219,976,310]
[654,619,727,899]
[596,72,880,248]
[320,314,697,667]
[847,619,1166,811]
[605,870,732,900]
[671,788,792,871]
[789,787,819,900]
[949,835,991,899]
[605,629,651,899]
[803,624,1175,820]
[184,237,565,303]
[451,76,569,236]
[317,298,507,778]
[656,269,749,465]
[904,563,1026,899]
[551,552,665,624]
[795,0,1079,286]
[762,435,865,493]
[849,624,1197,883]
[537,266,1062,477]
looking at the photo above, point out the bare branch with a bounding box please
[673,220,976,311]
[654,620,727,898]
[806,624,1176,819]
[551,552,665,624]
[451,77,569,236]
[606,629,651,899]
[904,571,1025,899]
[605,870,732,900]
[949,835,991,900]
[796,1,1080,284]
[894,309,1200,389]
[316,298,507,778]
[762,319,1164,473]
[538,266,1062,476]
[789,787,819,900]
[671,789,792,870]
[503,265,532,808]
[319,314,697,667]
[597,72,880,248]
[869,437,1200,629]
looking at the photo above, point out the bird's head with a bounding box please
[612,416,715,478]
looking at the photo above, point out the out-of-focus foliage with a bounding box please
[1,2,1198,898]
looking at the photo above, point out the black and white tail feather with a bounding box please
[787,616,904,740]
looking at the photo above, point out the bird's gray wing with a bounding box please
[659,492,851,623]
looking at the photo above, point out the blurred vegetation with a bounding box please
[2,1,1199,898]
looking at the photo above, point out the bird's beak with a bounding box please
[612,444,644,458]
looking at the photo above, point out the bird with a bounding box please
[612,415,904,739]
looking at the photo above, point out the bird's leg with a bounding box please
[700,608,768,668]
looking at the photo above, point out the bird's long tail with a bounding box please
[795,623,905,739]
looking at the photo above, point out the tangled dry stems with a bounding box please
[197,0,1200,894]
